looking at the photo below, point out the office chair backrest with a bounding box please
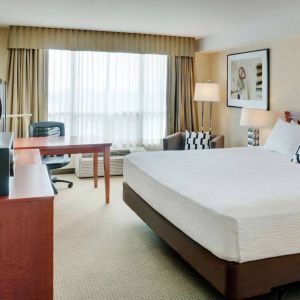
[29,121,65,137]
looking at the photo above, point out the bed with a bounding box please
[122,111,300,299]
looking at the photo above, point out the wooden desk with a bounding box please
[0,149,54,299]
[14,136,112,204]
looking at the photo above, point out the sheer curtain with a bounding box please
[48,50,167,148]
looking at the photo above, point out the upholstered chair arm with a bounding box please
[163,132,185,150]
[210,135,224,149]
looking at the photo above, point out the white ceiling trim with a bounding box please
[1,0,300,49]
[197,10,300,52]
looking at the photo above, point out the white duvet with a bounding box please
[123,147,300,263]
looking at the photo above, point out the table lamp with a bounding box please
[194,82,220,132]
[240,108,275,146]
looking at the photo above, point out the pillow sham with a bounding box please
[291,145,300,163]
[264,118,300,156]
[185,131,211,150]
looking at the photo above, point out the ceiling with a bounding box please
[1,0,300,42]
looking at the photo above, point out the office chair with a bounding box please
[29,121,73,194]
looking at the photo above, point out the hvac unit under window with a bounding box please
[75,148,145,178]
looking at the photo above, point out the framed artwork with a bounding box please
[227,49,269,110]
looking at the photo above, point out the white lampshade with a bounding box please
[194,82,220,102]
[240,108,276,128]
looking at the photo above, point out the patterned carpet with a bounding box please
[54,175,300,300]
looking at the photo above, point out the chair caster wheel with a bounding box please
[68,183,73,188]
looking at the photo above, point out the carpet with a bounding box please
[54,175,300,300]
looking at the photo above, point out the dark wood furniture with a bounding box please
[0,149,54,300]
[0,132,13,196]
[123,111,300,300]
[14,136,112,204]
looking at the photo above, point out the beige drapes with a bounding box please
[8,26,195,57]
[166,56,199,134]
[7,49,48,137]
[7,26,198,137]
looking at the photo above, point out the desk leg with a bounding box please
[93,152,98,188]
[104,146,110,204]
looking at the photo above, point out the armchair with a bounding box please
[163,132,224,150]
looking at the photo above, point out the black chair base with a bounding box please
[51,176,73,195]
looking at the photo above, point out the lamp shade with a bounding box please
[240,108,276,128]
[194,83,220,102]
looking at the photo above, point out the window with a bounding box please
[48,50,167,148]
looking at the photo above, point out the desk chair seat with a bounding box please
[42,155,71,168]
[29,121,73,195]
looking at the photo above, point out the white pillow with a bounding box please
[264,118,300,156]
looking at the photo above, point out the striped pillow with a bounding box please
[185,131,211,150]
[291,145,300,164]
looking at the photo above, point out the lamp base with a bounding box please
[247,127,259,146]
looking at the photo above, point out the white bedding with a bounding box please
[123,147,300,263]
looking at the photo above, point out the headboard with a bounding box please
[285,111,300,124]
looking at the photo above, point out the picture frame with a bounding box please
[227,49,269,110]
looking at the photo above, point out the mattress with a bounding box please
[123,147,300,263]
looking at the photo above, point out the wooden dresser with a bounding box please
[0,149,54,299]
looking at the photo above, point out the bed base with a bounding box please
[123,182,300,300]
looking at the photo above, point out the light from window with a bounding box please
[48,50,167,148]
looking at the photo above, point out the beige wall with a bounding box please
[0,28,9,81]
[195,36,300,147]
[194,52,213,130]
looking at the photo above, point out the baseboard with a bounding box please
[51,168,75,175]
